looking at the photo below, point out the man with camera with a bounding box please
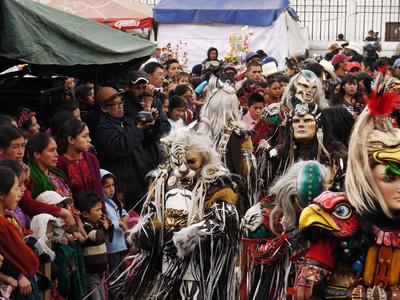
[122,71,170,174]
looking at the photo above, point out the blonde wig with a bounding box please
[345,108,394,218]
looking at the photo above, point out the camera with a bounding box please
[138,111,153,123]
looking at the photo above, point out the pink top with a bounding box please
[241,111,257,130]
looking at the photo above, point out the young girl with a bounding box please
[167,96,186,132]
[100,170,128,300]
[55,118,103,200]
[160,93,169,114]
[0,166,39,299]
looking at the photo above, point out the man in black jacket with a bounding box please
[123,71,170,172]
[94,86,147,211]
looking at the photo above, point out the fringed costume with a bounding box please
[112,129,240,300]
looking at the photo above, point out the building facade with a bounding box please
[291,0,400,42]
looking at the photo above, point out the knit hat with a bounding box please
[394,58,400,68]
[36,191,72,205]
[191,64,203,76]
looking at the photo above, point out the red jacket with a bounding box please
[0,215,39,277]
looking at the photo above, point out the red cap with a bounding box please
[346,61,362,71]
[331,54,352,66]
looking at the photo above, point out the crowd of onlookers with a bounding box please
[0,39,399,299]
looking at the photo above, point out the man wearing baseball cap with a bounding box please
[332,53,352,80]
[347,61,362,75]
[123,71,150,121]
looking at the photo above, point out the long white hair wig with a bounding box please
[198,75,245,145]
[281,70,328,110]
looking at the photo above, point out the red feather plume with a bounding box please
[378,65,388,75]
[366,90,397,116]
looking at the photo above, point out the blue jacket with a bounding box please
[104,197,128,254]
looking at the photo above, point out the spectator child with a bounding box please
[0,166,39,299]
[177,72,190,85]
[160,93,169,113]
[75,192,113,300]
[167,96,186,132]
[55,118,103,201]
[32,191,87,299]
[100,170,128,300]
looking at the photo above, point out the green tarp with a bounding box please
[0,0,156,82]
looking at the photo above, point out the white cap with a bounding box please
[36,191,72,205]
[262,61,279,78]
[345,42,363,55]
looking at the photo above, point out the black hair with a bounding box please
[372,58,387,72]
[190,78,203,89]
[206,47,218,60]
[74,191,102,213]
[321,107,354,147]
[59,100,80,113]
[267,76,281,86]
[303,63,324,78]
[55,118,87,155]
[356,72,372,95]
[0,160,23,178]
[277,74,290,84]
[49,110,76,136]
[332,74,359,106]
[164,59,179,70]
[0,126,24,150]
[246,62,262,70]
[143,62,164,75]
[101,173,124,217]
[174,84,191,96]
[0,115,14,127]
[26,132,54,163]
[0,166,17,196]
[255,81,268,88]
[167,96,186,117]
[247,93,265,107]
[177,72,190,82]
[75,85,92,101]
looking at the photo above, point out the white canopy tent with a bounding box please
[153,0,308,70]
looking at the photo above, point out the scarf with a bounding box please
[28,162,68,198]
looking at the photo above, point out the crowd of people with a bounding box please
[0,40,400,300]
